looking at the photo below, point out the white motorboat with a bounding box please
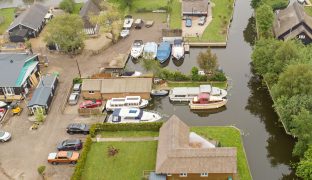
[123,15,134,29]
[106,96,148,111]
[143,42,158,59]
[172,39,184,60]
[0,101,7,108]
[130,40,144,59]
[169,85,227,102]
[120,29,130,38]
[106,108,162,123]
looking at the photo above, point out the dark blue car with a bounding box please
[185,18,192,27]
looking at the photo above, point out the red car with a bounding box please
[79,100,102,109]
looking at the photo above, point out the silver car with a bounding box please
[73,84,82,93]
[68,93,80,105]
[198,16,206,26]
[0,131,11,142]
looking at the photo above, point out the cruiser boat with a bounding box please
[130,40,144,59]
[169,85,227,102]
[106,108,162,123]
[105,96,148,111]
[189,93,227,110]
[171,39,184,60]
[156,41,171,63]
[143,42,158,59]
[123,15,134,29]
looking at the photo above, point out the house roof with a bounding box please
[8,4,49,32]
[100,78,152,93]
[273,2,312,39]
[27,86,52,107]
[182,0,209,14]
[0,53,38,87]
[155,115,237,174]
[37,74,57,88]
[81,79,101,91]
[80,0,105,29]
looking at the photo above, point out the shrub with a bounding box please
[73,77,82,84]
[209,71,227,81]
[271,2,288,11]
[89,122,163,137]
[37,165,46,176]
[71,136,92,180]
[59,0,75,13]
[159,69,190,81]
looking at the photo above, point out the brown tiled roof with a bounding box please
[273,2,312,39]
[182,0,209,14]
[156,115,237,174]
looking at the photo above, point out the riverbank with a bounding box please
[0,8,15,35]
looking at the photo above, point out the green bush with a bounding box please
[89,122,163,137]
[159,69,190,81]
[37,165,46,175]
[209,71,227,81]
[71,136,92,180]
[271,2,288,11]
[73,77,82,84]
[59,0,75,13]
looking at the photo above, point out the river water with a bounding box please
[0,0,297,179]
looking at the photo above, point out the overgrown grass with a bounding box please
[100,131,159,137]
[305,6,312,17]
[195,0,234,42]
[0,8,15,35]
[131,0,167,12]
[192,127,252,180]
[73,3,83,14]
[82,141,157,180]
[167,81,228,89]
[169,0,181,29]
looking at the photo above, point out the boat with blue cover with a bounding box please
[106,108,162,123]
[156,41,171,63]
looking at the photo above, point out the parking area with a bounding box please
[182,16,212,37]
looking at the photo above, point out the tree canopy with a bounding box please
[296,145,312,179]
[256,4,274,38]
[59,0,75,13]
[44,14,85,53]
[197,48,218,74]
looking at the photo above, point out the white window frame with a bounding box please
[200,173,209,177]
[4,87,14,95]
[179,173,187,177]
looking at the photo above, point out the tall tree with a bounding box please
[197,48,218,74]
[44,14,85,53]
[91,4,122,43]
[296,146,312,179]
[256,4,274,38]
[251,0,262,9]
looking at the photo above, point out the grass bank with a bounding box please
[169,0,182,29]
[192,127,252,180]
[82,141,157,180]
[305,6,312,17]
[167,81,228,89]
[100,131,159,137]
[0,8,15,35]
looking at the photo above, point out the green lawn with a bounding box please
[131,0,167,13]
[0,8,15,35]
[82,141,157,180]
[196,0,234,42]
[167,81,228,89]
[192,127,252,180]
[73,3,84,14]
[169,0,182,29]
[305,7,312,17]
[100,131,159,137]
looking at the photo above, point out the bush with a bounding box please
[71,136,92,180]
[89,122,163,137]
[59,0,75,13]
[159,69,190,81]
[209,71,227,81]
[37,165,46,175]
[271,2,288,11]
[73,77,82,84]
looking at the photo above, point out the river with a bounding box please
[126,0,298,180]
[0,0,297,179]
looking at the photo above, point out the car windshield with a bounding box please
[67,151,73,158]
[0,131,4,137]
[78,124,86,129]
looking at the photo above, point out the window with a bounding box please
[4,87,14,95]
[167,174,172,176]
[200,173,208,177]
[179,173,187,177]
[89,91,95,94]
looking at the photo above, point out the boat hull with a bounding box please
[151,90,169,96]
[106,99,149,111]
[106,111,161,123]
[189,99,227,110]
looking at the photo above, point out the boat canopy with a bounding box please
[144,42,157,52]
[174,39,183,45]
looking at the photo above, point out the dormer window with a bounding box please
[200,172,209,177]
[179,173,187,177]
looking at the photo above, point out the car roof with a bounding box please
[64,139,80,144]
[73,84,81,89]
[69,93,78,100]
[68,123,85,128]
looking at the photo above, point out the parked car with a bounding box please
[134,19,144,29]
[198,16,206,26]
[0,131,11,142]
[66,123,90,135]
[185,18,192,27]
[73,84,81,93]
[68,93,79,105]
[79,100,102,109]
[48,151,79,165]
[57,139,83,151]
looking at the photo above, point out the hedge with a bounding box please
[89,122,164,137]
[71,136,92,180]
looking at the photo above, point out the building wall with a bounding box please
[167,173,235,180]
[82,91,102,100]
[101,92,151,100]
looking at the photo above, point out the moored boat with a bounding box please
[143,42,158,59]
[123,15,133,29]
[189,93,227,110]
[106,108,162,123]
[105,96,148,111]
[156,41,171,63]
[150,90,169,96]
[130,40,144,59]
[172,39,184,60]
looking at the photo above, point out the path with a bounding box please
[93,137,159,142]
